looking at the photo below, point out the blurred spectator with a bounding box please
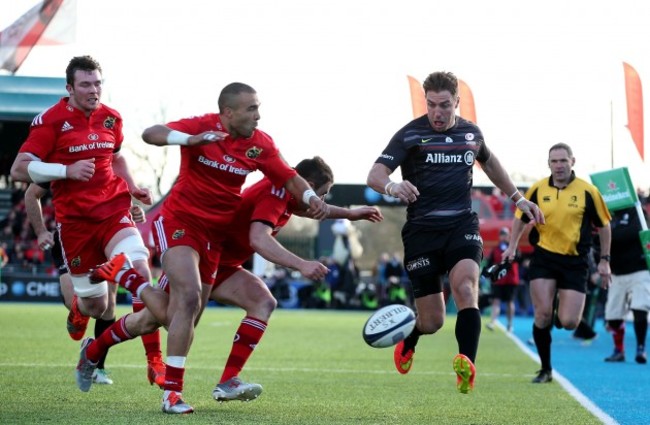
[331,219,362,308]
[357,282,379,310]
[374,252,390,302]
[386,276,409,306]
[9,182,28,211]
[307,279,331,309]
[0,152,11,189]
[384,252,405,284]
[488,187,506,219]
[484,227,520,332]
[321,256,340,289]
[516,256,532,316]
[603,207,649,364]
[0,241,8,269]
[267,267,292,306]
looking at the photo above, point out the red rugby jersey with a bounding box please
[220,177,299,267]
[19,97,131,222]
[161,113,297,227]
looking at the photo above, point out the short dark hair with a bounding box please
[422,71,458,97]
[549,142,573,157]
[218,82,256,112]
[66,55,102,85]
[295,156,333,189]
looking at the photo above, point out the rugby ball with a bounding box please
[362,304,416,348]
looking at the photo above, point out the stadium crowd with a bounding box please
[0,181,57,275]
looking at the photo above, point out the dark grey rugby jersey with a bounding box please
[375,115,491,225]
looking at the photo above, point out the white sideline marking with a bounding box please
[501,322,619,425]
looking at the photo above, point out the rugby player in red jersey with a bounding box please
[201,156,381,402]
[88,83,331,414]
[10,55,166,391]
[23,182,161,385]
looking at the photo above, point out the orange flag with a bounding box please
[407,75,426,118]
[407,75,477,123]
[459,79,477,124]
[623,62,644,161]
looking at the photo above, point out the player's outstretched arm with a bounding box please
[337,205,383,222]
[296,205,383,223]
[249,222,328,281]
[141,124,228,147]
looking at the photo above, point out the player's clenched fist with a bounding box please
[299,260,329,281]
[67,158,95,181]
[188,131,229,145]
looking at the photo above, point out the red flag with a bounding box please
[459,79,477,124]
[0,0,67,73]
[623,62,644,161]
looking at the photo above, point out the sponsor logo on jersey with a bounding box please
[245,146,262,159]
[119,215,132,224]
[380,153,394,161]
[61,121,73,132]
[103,116,116,129]
[172,229,185,240]
[71,256,81,267]
[88,133,99,141]
[223,155,236,163]
[406,256,431,272]
[421,138,432,143]
[445,137,453,143]
[465,133,475,141]
[425,151,475,166]
[465,233,483,242]
[68,141,115,153]
[198,155,251,176]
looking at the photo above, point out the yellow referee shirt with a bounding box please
[515,172,611,256]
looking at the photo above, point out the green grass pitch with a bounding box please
[0,304,602,424]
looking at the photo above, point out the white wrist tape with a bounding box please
[302,189,318,205]
[509,190,520,200]
[166,130,190,145]
[384,181,395,196]
[27,161,67,183]
[515,197,526,206]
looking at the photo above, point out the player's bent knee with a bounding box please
[71,275,108,298]
[256,295,277,320]
[110,234,149,263]
[560,318,579,330]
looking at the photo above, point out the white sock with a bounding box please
[167,356,186,368]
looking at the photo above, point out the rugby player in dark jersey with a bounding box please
[503,143,612,383]
[367,71,544,394]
